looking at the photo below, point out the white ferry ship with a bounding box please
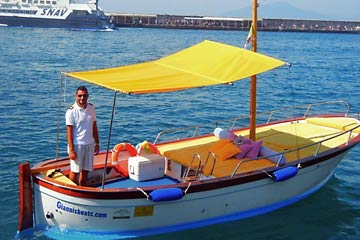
[0,0,113,30]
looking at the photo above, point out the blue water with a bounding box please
[1,27,360,239]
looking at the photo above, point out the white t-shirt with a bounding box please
[65,102,97,145]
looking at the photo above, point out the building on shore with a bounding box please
[109,13,360,33]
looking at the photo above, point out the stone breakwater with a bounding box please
[109,13,360,33]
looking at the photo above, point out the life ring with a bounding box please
[136,141,160,155]
[111,142,137,164]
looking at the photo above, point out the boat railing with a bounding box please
[204,152,217,176]
[230,123,360,177]
[154,100,351,144]
[265,100,350,124]
[182,153,202,182]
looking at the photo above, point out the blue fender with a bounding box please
[271,166,298,182]
[149,188,184,202]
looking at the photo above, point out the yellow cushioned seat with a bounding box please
[306,117,360,134]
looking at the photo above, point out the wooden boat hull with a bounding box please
[31,149,349,236]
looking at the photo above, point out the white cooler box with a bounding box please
[128,154,165,181]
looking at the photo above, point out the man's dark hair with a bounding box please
[76,86,88,94]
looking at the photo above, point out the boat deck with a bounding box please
[41,116,360,187]
[158,117,360,178]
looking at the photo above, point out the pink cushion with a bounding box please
[226,131,237,141]
[245,141,263,158]
[235,144,252,159]
[242,138,253,145]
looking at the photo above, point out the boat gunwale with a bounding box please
[31,113,360,198]
[32,139,358,200]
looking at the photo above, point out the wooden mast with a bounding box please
[249,0,258,140]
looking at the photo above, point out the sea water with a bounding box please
[1,27,360,240]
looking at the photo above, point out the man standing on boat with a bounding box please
[66,86,100,186]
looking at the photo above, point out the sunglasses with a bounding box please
[77,94,88,98]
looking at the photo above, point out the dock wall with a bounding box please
[108,13,360,33]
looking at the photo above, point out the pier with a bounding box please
[108,13,360,33]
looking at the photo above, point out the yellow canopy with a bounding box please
[64,40,286,94]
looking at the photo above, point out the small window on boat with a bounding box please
[73,10,88,15]
[34,0,38,3]
[40,0,44,4]
[52,1,56,4]
[22,0,26,3]
[46,1,50,4]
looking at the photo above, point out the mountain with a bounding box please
[223,2,329,20]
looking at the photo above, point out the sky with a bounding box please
[100,0,360,21]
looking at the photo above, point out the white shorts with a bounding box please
[68,144,94,173]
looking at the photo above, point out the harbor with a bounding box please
[3,27,360,239]
[2,1,360,239]
[2,19,360,240]
[109,13,360,33]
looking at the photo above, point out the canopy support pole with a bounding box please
[250,0,258,141]
[101,91,117,189]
